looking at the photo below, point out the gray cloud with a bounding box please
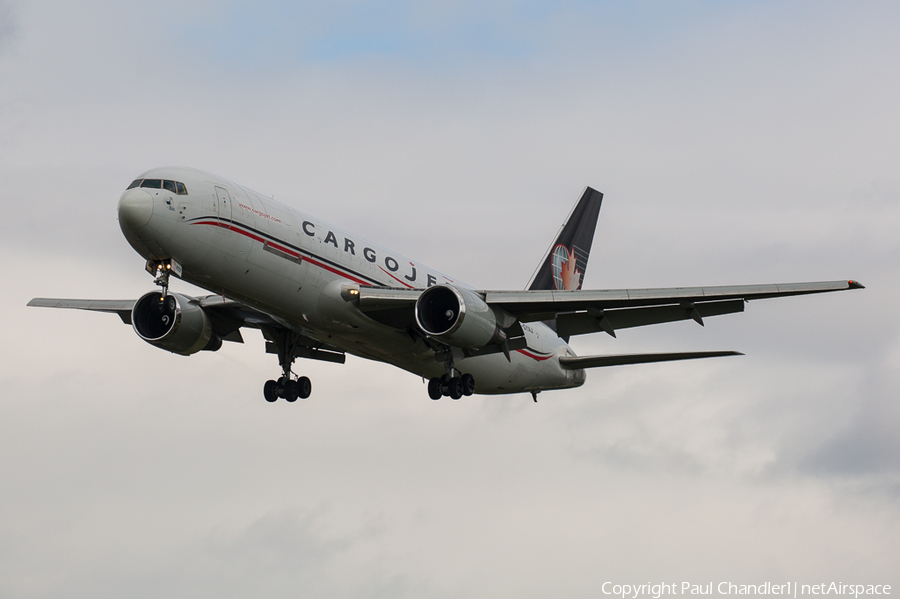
[0,1,14,52]
[799,354,900,476]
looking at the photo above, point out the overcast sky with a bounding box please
[1,1,898,597]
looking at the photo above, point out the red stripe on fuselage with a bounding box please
[516,349,553,361]
[191,220,371,286]
[194,220,266,245]
[377,266,416,289]
[303,255,371,286]
[265,240,300,259]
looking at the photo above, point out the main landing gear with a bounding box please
[263,376,311,403]
[263,329,312,403]
[427,372,475,400]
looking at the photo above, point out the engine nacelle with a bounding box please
[132,291,221,355]
[415,285,506,349]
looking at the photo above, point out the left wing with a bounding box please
[355,279,864,336]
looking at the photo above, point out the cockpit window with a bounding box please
[126,178,188,194]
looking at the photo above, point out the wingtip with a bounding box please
[848,280,865,290]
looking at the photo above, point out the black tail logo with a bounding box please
[528,187,603,291]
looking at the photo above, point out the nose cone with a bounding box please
[118,189,154,232]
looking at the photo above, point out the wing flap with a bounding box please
[356,287,421,311]
[354,287,422,329]
[559,350,743,369]
[556,299,745,338]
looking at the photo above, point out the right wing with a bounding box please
[27,294,346,363]
[27,298,136,324]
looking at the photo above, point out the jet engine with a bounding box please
[415,285,507,348]
[132,291,221,355]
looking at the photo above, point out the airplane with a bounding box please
[28,167,863,402]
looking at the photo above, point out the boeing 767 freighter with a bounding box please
[29,167,863,402]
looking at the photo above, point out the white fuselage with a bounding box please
[118,167,586,395]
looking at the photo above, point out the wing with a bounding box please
[355,280,864,337]
[27,295,346,363]
[27,298,137,324]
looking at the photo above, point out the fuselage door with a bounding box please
[215,186,233,224]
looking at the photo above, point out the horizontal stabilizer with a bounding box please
[559,350,742,370]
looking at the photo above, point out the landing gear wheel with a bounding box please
[427,378,442,400]
[284,380,299,402]
[447,377,463,400]
[460,373,475,396]
[263,380,278,402]
[296,376,312,399]
[276,376,290,399]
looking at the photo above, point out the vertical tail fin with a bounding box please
[527,187,603,291]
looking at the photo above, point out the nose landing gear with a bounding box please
[147,259,181,297]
